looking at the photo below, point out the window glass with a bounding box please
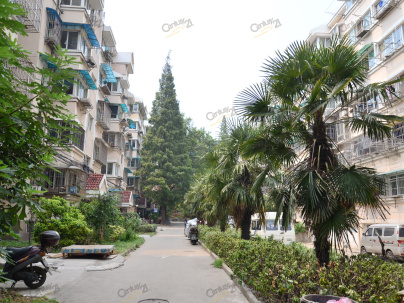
[107,163,113,175]
[374,228,383,236]
[394,27,403,47]
[266,220,278,231]
[110,105,118,119]
[399,228,404,237]
[68,32,79,49]
[365,228,373,236]
[384,228,395,236]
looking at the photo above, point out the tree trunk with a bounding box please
[161,205,167,225]
[313,228,330,267]
[241,209,253,240]
[219,218,226,232]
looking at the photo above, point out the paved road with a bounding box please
[15,223,249,303]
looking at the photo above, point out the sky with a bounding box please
[104,0,343,136]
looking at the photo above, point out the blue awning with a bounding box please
[104,97,109,103]
[121,104,129,113]
[46,7,62,23]
[100,63,117,83]
[108,189,121,192]
[62,22,100,48]
[78,70,97,90]
[40,54,58,69]
[124,168,132,173]
[126,143,134,151]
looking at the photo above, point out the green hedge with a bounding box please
[135,223,157,233]
[199,226,404,303]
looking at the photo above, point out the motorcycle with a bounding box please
[2,230,60,289]
[189,224,198,245]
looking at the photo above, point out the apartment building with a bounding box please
[9,0,149,227]
[307,0,404,245]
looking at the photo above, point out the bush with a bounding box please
[295,222,306,234]
[199,226,404,303]
[121,213,141,232]
[33,197,93,248]
[108,225,126,242]
[135,224,157,233]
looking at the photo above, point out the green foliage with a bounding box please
[200,226,404,303]
[110,237,145,255]
[140,53,192,222]
[295,222,306,234]
[135,223,157,233]
[121,213,141,232]
[33,197,92,248]
[79,194,123,242]
[0,0,80,240]
[213,259,223,268]
[109,225,126,242]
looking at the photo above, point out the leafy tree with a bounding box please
[33,197,92,248]
[140,54,192,224]
[79,194,123,242]
[0,0,79,239]
[235,37,403,265]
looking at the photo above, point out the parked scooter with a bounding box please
[2,230,60,289]
[184,218,199,245]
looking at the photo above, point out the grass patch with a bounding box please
[0,290,58,303]
[107,237,145,255]
[140,232,156,237]
[213,259,223,268]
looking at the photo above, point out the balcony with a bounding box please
[96,101,111,130]
[94,138,107,165]
[45,8,62,49]
[4,58,35,100]
[356,22,370,38]
[125,144,133,160]
[43,168,87,196]
[103,132,125,150]
[13,0,42,33]
[374,0,395,19]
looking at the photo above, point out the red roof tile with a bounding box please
[122,191,132,203]
[86,174,104,190]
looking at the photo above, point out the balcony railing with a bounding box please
[13,0,43,33]
[45,8,61,48]
[103,132,125,150]
[96,101,111,130]
[94,138,107,165]
[4,58,35,100]
[125,144,133,160]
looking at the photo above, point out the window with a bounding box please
[380,27,404,60]
[61,0,87,6]
[127,177,136,187]
[61,31,79,50]
[389,174,404,195]
[251,221,261,230]
[348,29,356,44]
[384,228,395,236]
[399,228,404,237]
[365,228,373,236]
[393,123,404,140]
[106,163,120,176]
[107,81,119,93]
[346,0,354,11]
[266,220,278,231]
[130,104,139,113]
[128,158,140,169]
[326,125,336,140]
[109,105,119,119]
[374,228,383,236]
[49,121,85,150]
[44,168,66,188]
[81,36,90,57]
[87,115,93,131]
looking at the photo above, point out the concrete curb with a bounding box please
[199,241,261,303]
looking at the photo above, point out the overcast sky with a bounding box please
[104,0,342,136]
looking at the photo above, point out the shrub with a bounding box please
[108,225,126,242]
[121,213,141,233]
[135,224,157,233]
[199,226,404,303]
[33,197,93,248]
[295,222,306,234]
[213,259,223,268]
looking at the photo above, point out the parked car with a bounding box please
[360,224,404,260]
[250,212,295,243]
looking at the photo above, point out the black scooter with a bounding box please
[2,230,60,289]
[189,225,199,245]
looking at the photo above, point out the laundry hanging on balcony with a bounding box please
[62,22,100,48]
[100,63,117,83]
[127,119,136,129]
[78,70,97,89]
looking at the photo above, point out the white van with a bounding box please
[360,224,404,259]
[250,212,296,243]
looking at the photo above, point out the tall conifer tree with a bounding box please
[140,53,191,224]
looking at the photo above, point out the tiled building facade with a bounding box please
[9,0,150,238]
[307,0,404,246]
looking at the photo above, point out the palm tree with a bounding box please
[235,37,403,265]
